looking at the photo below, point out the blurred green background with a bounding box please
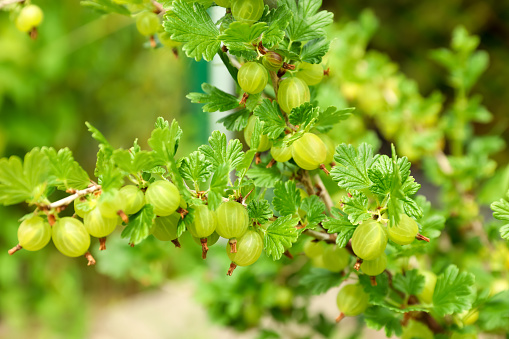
[0,0,508,338]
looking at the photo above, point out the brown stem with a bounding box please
[117,210,129,223]
[335,312,345,323]
[300,170,315,196]
[269,70,281,101]
[8,244,22,255]
[30,27,38,40]
[416,233,430,242]
[201,238,208,259]
[283,250,294,259]
[324,68,330,76]
[330,161,336,167]
[84,252,96,266]
[177,207,189,219]
[227,262,237,276]
[282,62,295,70]
[354,258,363,271]
[149,35,156,48]
[370,276,377,286]
[257,41,268,55]
[99,237,107,251]
[239,92,249,106]
[47,214,56,226]
[255,153,261,165]
[419,312,445,334]
[319,164,330,175]
[313,174,334,212]
[229,238,237,253]
[266,158,276,168]
[221,45,228,53]
[171,239,181,248]
[152,0,165,14]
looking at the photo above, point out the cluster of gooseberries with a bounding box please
[13,178,263,275]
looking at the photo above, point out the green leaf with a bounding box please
[219,21,267,52]
[163,0,220,61]
[364,307,403,337]
[187,83,240,113]
[263,214,299,260]
[253,99,287,139]
[288,102,319,130]
[217,109,250,131]
[368,155,393,196]
[208,164,229,210]
[80,0,131,15]
[313,106,353,133]
[245,92,262,112]
[198,130,244,173]
[491,197,509,221]
[0,148,52,205]
[301,195,326,228]
[299,268,346,295]
[500,224,509,241]
[112,149,159,176]
[247,199,273,225]
[478,291,509,331]
[272,180,301,216]
[179,151,212,184]
[245,163,282,188]
[432,265,476,317]
[300,38,331,64]
[45,148,90,191]
[323,208,357,248]
[331,143,375,190]
[218,49,239,85]
[388,145,406,226]
[342,191,371,224]
[121,204,155,245]
[260,4,292,47]
[147,118,183,165]
[280,0,333,42]
[393,270,425,296]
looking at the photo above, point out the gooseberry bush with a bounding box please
[2,0,509,337]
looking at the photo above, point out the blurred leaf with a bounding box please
[299,268,345,294]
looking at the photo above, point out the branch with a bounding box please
[44,185,101,210]
[0,0,24,9]
[313,174,333,212]
[303,229,335,243]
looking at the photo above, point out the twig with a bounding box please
[313,174,334,212]
[0,0,24,9]
[8,244,22,255]
[300,170,315,196]
[44,185,101,210]
[303,229,335,243]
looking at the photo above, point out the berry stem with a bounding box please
[319,164,330,175]
[84,251,96,266]
[99,237,107,251]
[117,210,129,223]
[8,244,22,255]
[416,233,430,242]
[266,158,276,168]
[227,262,237,276]
[335,312,345,323]
[229,238,237,253]
[171,239,181,248]
[239,92,249,106]
[201,238,209,259]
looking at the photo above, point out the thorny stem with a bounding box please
[43,184,101,210]
[239,92,249,106]
[300,170,315,196]
[84,251,96,266]
[8,244,22,255]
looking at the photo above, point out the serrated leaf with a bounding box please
[245,163,281,188]
[263,214,299,260]
[368,155,393,196]
[300,38,330,64]
[219,21,267,52]
[163,0,220,61]
[331,143,375,190]
[247,200,273,225]
[217,109,250,131]
[198,130,244,173]
[259,4,292,47]
[323,208,357,248]
[388,145,405,226]
[393,270,425,296]
[208,164,229,210]
[288,102,319,130]
[148,118,183,165]
[112,149,159,176]
[313,106,353,133]
[342,191,371,224]
[253,99,287,139]
[272,180,301,216]
[500,224,509,240]
[301,195,326,228]
[80,0,131,15]
[45,147,90,191]
[491,198,509,221]
[121,204,155,245]
[299,268,346,294]
[280,0,333,42]
[179,151,212,183]
[364,307,403,337]
[187,83,240,113]
[432,265,476,317]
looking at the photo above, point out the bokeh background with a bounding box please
[0,0,508,338]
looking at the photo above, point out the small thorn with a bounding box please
[171,239,181,248]
[229,239,237,253]
[227,262,237,276]
[99,237,107,251]
[266,158,276,168]
[354,258,363,271]
[416,233,430,242]
[201,238,209,259]
[283,250,294,259]
[84,251,96,266]
[335,312,345,323]
[8,244,22,255]
[319,164,330,175]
